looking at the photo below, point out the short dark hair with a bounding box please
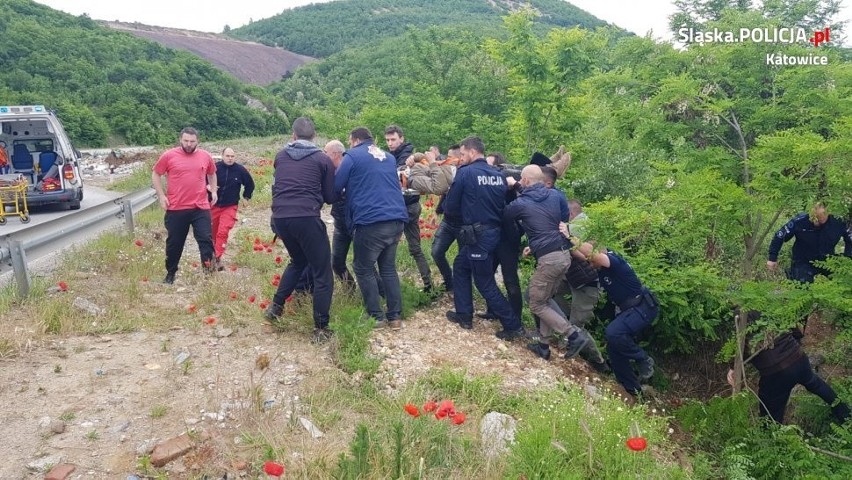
[460,136,485,155]
[541,165,557,185]
[350,127,373,142]
[179,127,199,138]
[292,117,316,140]
[486,151,506,167]
[384,125,404,137]
[568,199,583,211]
[448,144,460,151]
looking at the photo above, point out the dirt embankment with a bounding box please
[102,21,315,86]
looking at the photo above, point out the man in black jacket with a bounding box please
[385,125,433,292]
[265,117,336,342]
[211,147,255,269]
[728,310,850,424]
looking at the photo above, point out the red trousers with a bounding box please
[211,205,239,259]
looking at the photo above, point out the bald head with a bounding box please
[222,147,236,165]
[324,139,346,168]
[520,165,544,187]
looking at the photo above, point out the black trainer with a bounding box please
[163,273,175,285]
[495,327,526,340]
[564,330,591,359]
[475,311,499,321]
[527,342,551,360]
[264,303,284,321]
[445,311,473,329]
[637,356,655,382]
[589,359,612,374]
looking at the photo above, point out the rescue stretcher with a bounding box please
[0,174,30,224]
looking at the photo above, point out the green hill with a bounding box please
[0,0,289,147]
[230,0,610,58]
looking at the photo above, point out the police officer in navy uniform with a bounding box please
[444,136,525,340]
[574,242,657,398]
[767,202,852,283]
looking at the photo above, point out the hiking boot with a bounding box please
[264,303,284,321]
[446,311,473,329]
[527,342,551,360]
[495,327,526,341]
[374,319,388,329]
[564,330,591,359]
[637,356,655,383]
[388,319,402,330]
[475,311,499,321]
[163,273,175,285]
[312,327,334,343]
[215,257,225,272]
[589,359,612,374]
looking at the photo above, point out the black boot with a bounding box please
[527,342,551,360]
[446,311,473,329]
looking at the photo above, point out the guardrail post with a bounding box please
[10,239,31,298]
[122,200,135,235]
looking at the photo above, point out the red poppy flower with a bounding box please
[229,292,238,300]
[203,260,212,268]
[134,239,144,247]
[275,256,283,264]
[271,279,280,287]
[248,295,256,303]
[141,276,148,283]
[57,281,68,292]
[229,264,238,272]
[259,301,269,309]
[254,238,261,244]
[273,273,281,281]
[263,461,285,477]
[435,400,456,419]
[266,247,273,253]
[626,437,647,451]
[451,412,466,425]
[187,304,197,313]
[423,400,438,413]
[204,316,216,325]
[285,295,293,303]
[419,233,426,239]
[404,403,420,417]
[192,262,199,268]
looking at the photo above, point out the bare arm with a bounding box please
[152,170,169,210]
[207,173,218,206]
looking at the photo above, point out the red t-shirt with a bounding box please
[153,147,216,210]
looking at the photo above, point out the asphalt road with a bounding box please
[0,184,122,234]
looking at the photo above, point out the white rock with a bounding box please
[299,417,324,438]
[480,412,517,459]
[26,454,63,472]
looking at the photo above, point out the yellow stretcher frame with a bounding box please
[0,182,30,224]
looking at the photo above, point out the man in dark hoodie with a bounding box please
[336,127,409,329]
[386,124,433,293]
[265,117,337,343]
[211,147,255,269]
[504,165,594,361]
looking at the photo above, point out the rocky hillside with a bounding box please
[103,21,315,86]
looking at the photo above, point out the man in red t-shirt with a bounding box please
[152,127,218,284]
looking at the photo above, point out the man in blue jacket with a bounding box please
[504,165,594,361]
[265,117,337,343]
[335,127,409,330]
[211,147,255,270]
[767,202,852,283]
[444,136,525,340]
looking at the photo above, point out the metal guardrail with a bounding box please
[0,187,157,297]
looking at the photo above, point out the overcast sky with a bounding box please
[35,0,851,44]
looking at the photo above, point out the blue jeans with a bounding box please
[453,227,521,331]
[353,221,404,321]
[331,217,355,286]
[605,301,658,395]
[271,217,334,329]
[431,219,460,289]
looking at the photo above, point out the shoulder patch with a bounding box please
[368,145,386,161]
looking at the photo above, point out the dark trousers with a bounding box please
[331,217,356,287]
[788,262,829,284]
[164,208,214,274]
[758,356,849,423]
[431,219,460,289]
[605,301,658,395]
[403,201,432,288]
[271,216,334,329]
[353,221,404,321]
[453,228,522,331]
[492,236,523,319]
